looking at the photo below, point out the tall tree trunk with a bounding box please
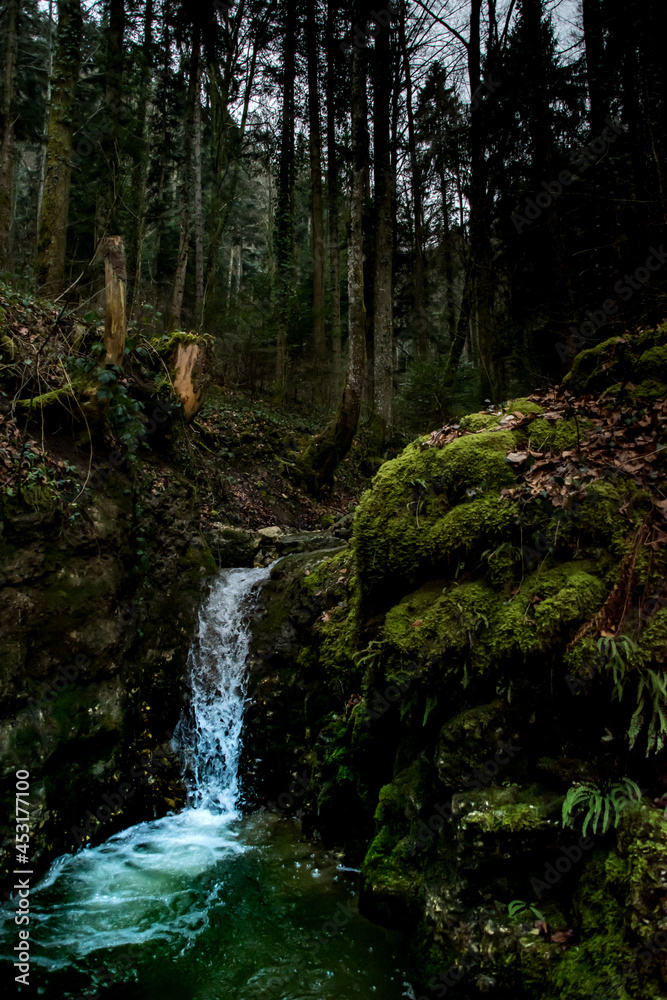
[446,0,487,375]
[203,33,257,326]
[582,0,608,132]
[36,0,55,241]
[35,0,83,296]
[372,10,394,442]
[150,19,172,310]
[301,0,369,491]
[100,0,125,237]
[439,168,457,338]
[129,0,154,318]
[306,0,326,361]
[0,0,19,265]
[193,57,204,328]
[273,1,297,405]
[325,0,342,381]
[398,1,428,355]
[168,28,200,332]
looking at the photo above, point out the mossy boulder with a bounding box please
[354,430,517,600]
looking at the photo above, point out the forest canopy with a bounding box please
[0,0,665,487]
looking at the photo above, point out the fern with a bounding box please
[597,636,667,757]
[507,899,544,921]
[562,779,642,836]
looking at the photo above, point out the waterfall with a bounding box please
[0,563,410,999]
[175,565,271,814]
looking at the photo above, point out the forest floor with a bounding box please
[0,282,373,531]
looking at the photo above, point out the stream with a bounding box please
[1,567,411,999]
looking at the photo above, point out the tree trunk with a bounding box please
[582,0,608,132]
[149,19,172,310]
[447,0,487,375]
[325,0,342,381]
[372,9,394,443]
[36,1,55,243]
[301,0,369,491]
[104,236,127,366]
[100,0,125,237]
[273,1,297,405]
[398,1,428,356]
[129,0,154,318]
[0,0,19,266]
[35,0,83,296]
[193,56,204,328]
[203,2,254,324]
[306,0,326,361]
[168,27,200,332]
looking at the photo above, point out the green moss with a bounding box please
[15,385,73,409]
[523,416,590,452]
[428,495,519,566]
[505,397,544,415]
[354,431,517,598]
[562,336,631,395]
[151,330,212,354]
[635,344,667,384]
[456,783,562,834]
[459,411,502,431]
[549,805,667,1000]
[382,580,498,664]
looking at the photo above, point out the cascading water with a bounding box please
[176,565,270,814]
[0,567,410,999]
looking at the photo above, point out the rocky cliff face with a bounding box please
[0,471,215,880]
[241,332,667,1000]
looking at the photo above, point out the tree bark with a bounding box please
[582,0,608,132]
[0,0,19,265]
[36,1,55,244]
[168,27,200,332]
[306,0,326,361]
[301,0,369,491]
[129,0,154,318]
[398,1,428,355]
[372,8,394,442]
[325,0,342,381]
[273,1,297,405]
[35,0,83,296]
[446,0,487,375]
[203,2,254,324]
[104,235,127,366]
[100,0,125,237]
[193,57,204,328]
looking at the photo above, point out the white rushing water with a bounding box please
[1,564,411,999]
[176,565,271,814]
[3,567,271,966]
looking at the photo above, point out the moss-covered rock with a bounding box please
[354,430,517,600]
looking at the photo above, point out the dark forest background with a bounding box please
[0,0,665,469]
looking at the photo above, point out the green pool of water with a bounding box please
[3,808,411,999]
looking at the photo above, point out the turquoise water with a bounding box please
[2,567,411,998]
[5,807,410,999]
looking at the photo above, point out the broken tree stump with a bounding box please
[171,337,208,422]
[104,235,127,366]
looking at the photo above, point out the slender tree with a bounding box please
[372,6,394,441]
[301,0,369,489]
[168,26,200,331]
[129,0,154,317]
[325,0,342,380]
[35,0,83,295]
[398,1,428,355]
[306,0,326,361]
[273,0,297,405]
[0,0,19,265]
